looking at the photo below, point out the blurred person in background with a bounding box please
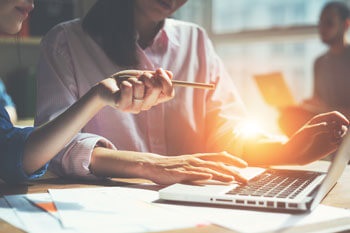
[280,1,350,137]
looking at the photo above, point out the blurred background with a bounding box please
[0,0,349,133]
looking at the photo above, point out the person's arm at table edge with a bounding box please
[243,112,349,167]
[21,84,107,175]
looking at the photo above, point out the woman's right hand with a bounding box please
[143,152,248,185]
[95,68,175,113]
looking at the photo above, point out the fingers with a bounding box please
[111,69,175,111]
[310,111,349,126]
[112,70,147,79]
[304,117,348,143]
[140,73,163,110]
[302,122,329,136]
[197,151,248,168]
[177,171,212,183]
[164,70,173,79]
[330,121,348,142]
[117,81,133,111]
[127,77,145,113]
[154,68,175,104]
[186,166,235,183]
[192,160,248,183]
[300,111,349,145]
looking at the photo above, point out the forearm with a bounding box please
[89,147,158,179]
[22,86,106,175]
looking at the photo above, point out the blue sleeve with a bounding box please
[0,107,48,184]
[0,79,15,108]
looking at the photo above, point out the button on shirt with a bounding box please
[35,19,248,179]
[0,106,48,183]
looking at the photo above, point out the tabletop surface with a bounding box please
[1,161,349,233]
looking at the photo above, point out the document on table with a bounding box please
[0,197,26,232]
[101,185,350,233]
[4,194,76,233]
[161,200,350,233]
[25,193,60,219]
[49,187,204,233]
[2,186,350,233]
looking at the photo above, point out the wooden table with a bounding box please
[1,161,349,233]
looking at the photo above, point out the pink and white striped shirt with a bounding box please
[35,18,248,179]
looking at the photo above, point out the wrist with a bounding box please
[91,84,109,108]
[133,153,162,180]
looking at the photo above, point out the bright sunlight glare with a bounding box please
[236,119,263,138]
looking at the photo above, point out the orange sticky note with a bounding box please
[35,202,57,213]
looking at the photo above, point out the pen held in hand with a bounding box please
[171,80,215,90]
[117,75,216,90]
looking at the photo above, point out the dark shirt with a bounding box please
[314,47,350,107]
[0,106,48,184]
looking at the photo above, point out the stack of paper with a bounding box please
[0,186,350,233]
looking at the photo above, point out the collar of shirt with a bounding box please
[136,18,181,50]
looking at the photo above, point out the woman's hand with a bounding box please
[284,111,349,165]
[95,68,175,113]
[144,151,248,185]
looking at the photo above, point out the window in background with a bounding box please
[173,0,349,134]
[212,0,330,33]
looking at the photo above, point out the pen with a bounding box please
[115,75,216,90]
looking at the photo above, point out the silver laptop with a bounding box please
[159,133,350,212]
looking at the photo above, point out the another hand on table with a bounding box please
[144,151,248,185]
[284,111,349,165]
[95,68,175,113]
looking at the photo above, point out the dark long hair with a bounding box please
[82,0,138,67]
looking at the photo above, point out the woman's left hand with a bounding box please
[284,111,349,165]
[95,68,175,113]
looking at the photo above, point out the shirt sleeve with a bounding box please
[0,107,48,184]
[203,34,269,158]
[0,79,15,108]
[34,24,116,180]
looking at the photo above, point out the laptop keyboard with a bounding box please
[226,170,319,199]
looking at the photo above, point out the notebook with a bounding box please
[254,72,295,107]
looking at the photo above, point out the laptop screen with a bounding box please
[310,133,350,210]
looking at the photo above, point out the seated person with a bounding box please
[35,0,349,185]
[279,1,350,137]
[0,78,17,124]
[0,0,176,184]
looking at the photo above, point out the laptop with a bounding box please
[254,72,295,107]
[159,133,350,212]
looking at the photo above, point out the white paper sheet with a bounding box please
[0,197,27,232]
[49,187,203,233]
[5,186,349,233]
[161,201,350,233]
[5,194,76,233]
[25,193,60,219]
[97,186,350,233]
